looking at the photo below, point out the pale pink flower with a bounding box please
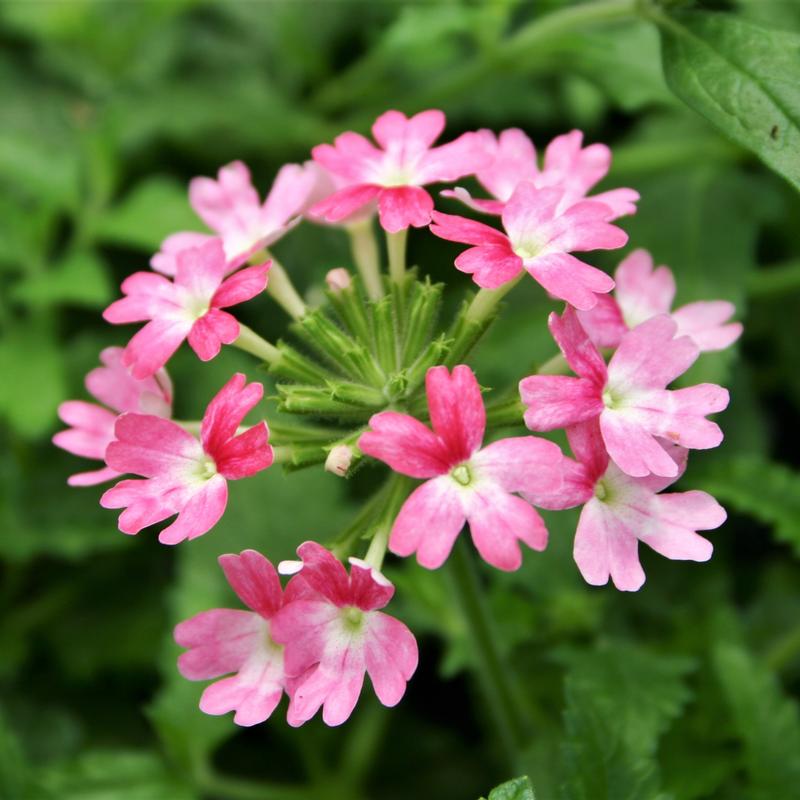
[303,161,376,227]
[526,420,725,591]
[100,373,273,544]
[104,239,269,379]
[519,306,729,479]
[175,550,288,726]
[358,365,563,571]
[576,249,743,352]
[430,181,627,309]
[442,128,639,219]
[53,347,172,487]
[310,109,488,233]
[151,161,317,275]
[271,541,418,727]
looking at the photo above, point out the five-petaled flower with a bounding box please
[53,347,172,486]
[359,365,563,571]
[443,128,639,220]
[520,306,729,479]
[103,239,269,379]
[272,542,418,727]
[430,181,627,309]
[310,109,487,233]
[101,373,273,544]
[576,249,743,352]
[525,420,726,591]
[175,550,288,726]
[152,160,317,275]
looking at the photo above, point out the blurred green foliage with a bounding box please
[1,1,800,798]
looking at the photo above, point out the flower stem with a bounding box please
[347,219,384,300]
[233,323,281,364]
[537,351,569,375]
[387,229,408,285]
[265,257,307,320]
[447,540,530,767]
[363,525,390,570]
[465,274,524,326]
[363,474,412,570]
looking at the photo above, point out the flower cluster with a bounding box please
[175,545,416,726]
[56,109,738,727]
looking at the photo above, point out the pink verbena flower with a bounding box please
[151,161,317,275]
[304,161,376,227]
[525,420,726,591]
[576,249,743,352]
[53,347,172,486]
[271,541,418,727]
[519,306,729,479]
[358,365,563,571]
[175,550,288,726]
[442,128,639,219]
[100,373,273,544]
[430,181,627,310]
[104,239,269,379]
[310,109,487,233]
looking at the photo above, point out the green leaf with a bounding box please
[0,325,65,438]
[97,177,199,251]
[696,454,800,557]
[480,775,536,800]
[554,22,673,111]
[38,749,193,800]
[12,249,112,309]
[560,644,693,800]
[655,9,800,191]
[713,643,800,800]
[0,708,39,800]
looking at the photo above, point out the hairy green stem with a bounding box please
[465,274,524,326]
[266,257,307,320]
[447,540,530,767]
[363,475,411,570]
[387,229,408,285]
[348,220,384,300]
[536,351,569,375]
[233,323,281,364]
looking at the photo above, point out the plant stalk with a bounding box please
[446,540,531,768]
[348,219,384,300]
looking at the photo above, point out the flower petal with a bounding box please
[390,477,465,569]
[359,411,451,478]
[426,365,485,463]
[218,550,283,618]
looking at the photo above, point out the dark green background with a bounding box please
[2,1,800,798]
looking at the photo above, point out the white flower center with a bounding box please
[451,463,473,487]
[341,605,366,633]
[512,238,545,260]
[193,456,217,481]
[182,295,210,322]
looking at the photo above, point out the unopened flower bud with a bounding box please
[325,444,353,477]
[325,268,351,293]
